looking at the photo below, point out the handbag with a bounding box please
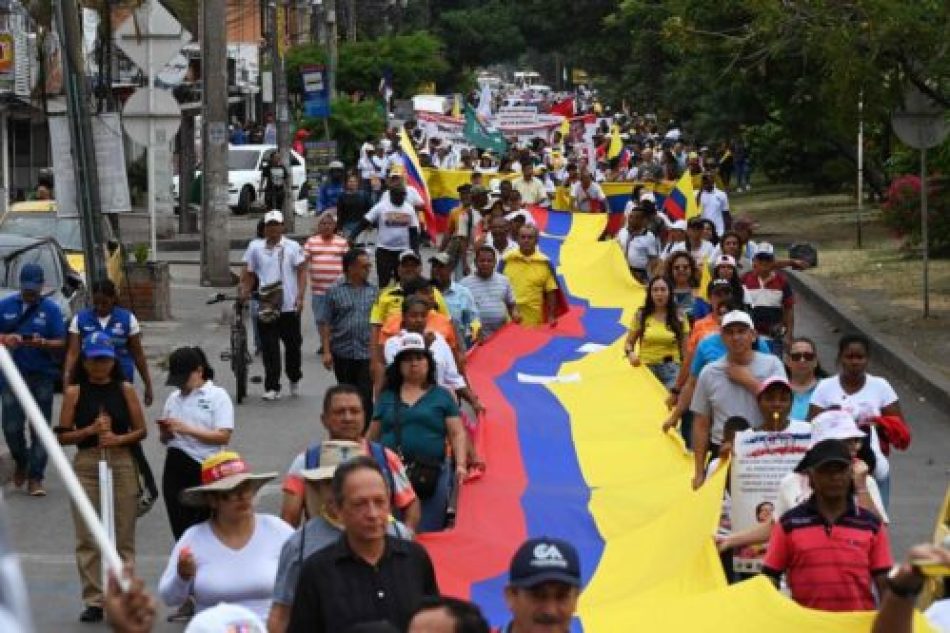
[393,398,443,499]
[130,443,159,517]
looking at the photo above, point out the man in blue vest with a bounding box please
[0,264,66,496]
[64,278,154,405]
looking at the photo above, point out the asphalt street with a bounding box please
[2,255,949,632]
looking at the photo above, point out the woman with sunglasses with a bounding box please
[666,251,705,325]
[158,451,293,620]
[784,337,826,421]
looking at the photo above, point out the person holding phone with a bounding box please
[159,347,234,540]
[0,263,66,496]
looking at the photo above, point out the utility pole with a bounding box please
[178,112,197,233]
[326,0,337,100]
[271,0,295,232]
[200,0,232,286]
[55,0,106,283]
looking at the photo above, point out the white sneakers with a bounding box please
[263,383,299,401]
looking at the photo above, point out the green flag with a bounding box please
[464,104,508,154]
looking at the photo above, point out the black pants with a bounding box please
[376,248,401,288]
[260,311,303,392]
[333,356,373,427]
[162,447,210,541]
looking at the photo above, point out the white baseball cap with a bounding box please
[810,410,866,447]
[715,254,737,269]
[263,210,284,224]
[393,331,426,356]
[667,219,688,232]
[721,310,754,329]
[754,242,776,259]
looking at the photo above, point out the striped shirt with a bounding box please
[460,272,515,337]
[762,495,891,612]
[320,278,378,360]
[304,234,348,295]
[742,270,794,336]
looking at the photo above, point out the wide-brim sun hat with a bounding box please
[179,451,276,508]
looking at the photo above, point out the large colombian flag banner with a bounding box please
[418,209,937,632]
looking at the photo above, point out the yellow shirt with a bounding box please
[638,313,689,365]
[501,249,558,326]
[370,284,449,325]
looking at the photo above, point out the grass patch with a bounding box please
[731,183,950,379]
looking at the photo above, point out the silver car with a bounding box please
[0,234,85,326]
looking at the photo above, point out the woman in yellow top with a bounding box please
[624,276,689,389]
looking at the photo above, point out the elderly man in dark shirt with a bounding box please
[287,457,439,633]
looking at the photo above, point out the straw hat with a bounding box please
[298,441,364,482]
[179,451,276,507]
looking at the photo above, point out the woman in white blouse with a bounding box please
[808,333,903,508]
[159,451,293,621]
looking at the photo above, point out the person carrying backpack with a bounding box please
[279,384,421,531]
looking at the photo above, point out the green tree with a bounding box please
[301,98,385,165]
[434,1,525,71]
[286,31,449,98]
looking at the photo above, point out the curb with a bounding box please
[787,270,950,412]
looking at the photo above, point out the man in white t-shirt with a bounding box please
[690,310,786,489]
[241,210,308,401]
[615,206,659,283]
[698,174,730,237]
[348,185,420,287]
[569,171,607,213]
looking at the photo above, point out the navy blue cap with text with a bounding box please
[509,537,581,588]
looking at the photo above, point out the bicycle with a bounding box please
[207,292,253,404]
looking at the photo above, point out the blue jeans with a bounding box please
[648,361,680,390]
[311,294,328,333]
[877,473,891,509]
[2,374,55,481]
[250,298,261,351]
[418,459,453,533]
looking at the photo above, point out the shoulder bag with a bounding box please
[393,396,443,499]
[256,244,285,324]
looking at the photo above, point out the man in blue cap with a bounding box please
[502,537,582,633]
[0,263,66,496]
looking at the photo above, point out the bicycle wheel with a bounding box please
[231,326,249,404]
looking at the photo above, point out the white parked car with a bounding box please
[172,144,309,215]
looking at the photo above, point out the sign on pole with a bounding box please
[49,114,132,216]
[891,86,948,317]
[302,65,330,118]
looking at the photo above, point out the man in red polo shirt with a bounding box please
[761,439,892,612]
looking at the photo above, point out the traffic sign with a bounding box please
[114,0,191,74]
[892,86,948,150]
[122,87,181,146]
